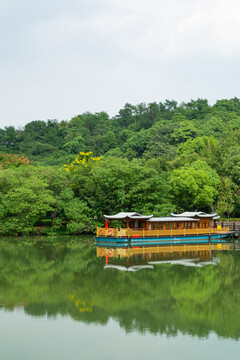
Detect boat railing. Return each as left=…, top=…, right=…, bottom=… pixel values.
left=96, top=227, right=230, bottom=237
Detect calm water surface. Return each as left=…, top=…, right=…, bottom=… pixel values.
left=0, top=236, right=240, bottom=360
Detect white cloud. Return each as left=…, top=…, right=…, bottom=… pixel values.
left=30, top=0, right=240, bottom=64
left=0, top=0, right=240, bottom=127
left=101, top=0, right=240, bottom=59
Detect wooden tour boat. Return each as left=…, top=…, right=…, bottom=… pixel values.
left=95, top=211, right=231, bottom=246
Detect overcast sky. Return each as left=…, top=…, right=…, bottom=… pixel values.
left=0, top=0, right=240, bottom=128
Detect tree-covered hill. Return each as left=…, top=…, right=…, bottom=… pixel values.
left=0, top=98, right=239, bottom=234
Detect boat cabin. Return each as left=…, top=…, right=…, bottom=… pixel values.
left=103, top=211, right=219, bottom=231
left=96, top=211, right=229, bottom=241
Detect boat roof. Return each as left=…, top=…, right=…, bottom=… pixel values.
left=104, top=211, right=218, bottom=221
left=104, top=212, right=153, bottom=220
left=149, top=217, right=199, bottom=222
left=171, top=211, right=217, bottom=218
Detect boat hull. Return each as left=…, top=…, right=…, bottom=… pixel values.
left=95, top=233, right=231, bottom=247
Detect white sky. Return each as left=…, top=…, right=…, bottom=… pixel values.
left=1, top=0, right=240, bottom=128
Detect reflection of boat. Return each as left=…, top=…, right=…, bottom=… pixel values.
left=104, top=264, right=154, bottom=272
left=95, top=211, right=231, bottom=246
left=148, top=258, right=220, bottom=267
left=97, top=243, right=230, bottom=269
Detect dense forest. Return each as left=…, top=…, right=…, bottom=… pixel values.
left=0, top=98, right=240, bottom=235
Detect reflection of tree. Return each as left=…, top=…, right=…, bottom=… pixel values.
left=0, top=239, right=240, bottom=339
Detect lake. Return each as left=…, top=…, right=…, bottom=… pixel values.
left=0, top=236, right=240, bottom=360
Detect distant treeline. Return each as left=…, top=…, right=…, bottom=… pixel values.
left=0, top=98, right=240, bottom=235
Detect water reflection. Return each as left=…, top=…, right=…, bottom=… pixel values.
left=0, top=237, right=239, bottom=340
left=97, top=243, right=228, bottom=270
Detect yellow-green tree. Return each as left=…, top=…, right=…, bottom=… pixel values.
left=64, top=151, right=102, bottom=173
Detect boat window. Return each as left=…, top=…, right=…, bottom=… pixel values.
left=177, top=223, right=179, bottom=229
left=157, top=223, right=159, bottom=229
left=166, top=223, right=168, bottom=229
left=153, top=223, right=155, bottom=230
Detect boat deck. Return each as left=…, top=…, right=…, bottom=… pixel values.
left=97, top=227, right=230, bottom=238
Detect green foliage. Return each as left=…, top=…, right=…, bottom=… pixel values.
left=177, top=136, right=214, bottom=155
left=175, top=136, right=221, bottom=169
left=0, top=126, right=19, bottom=152
left=222, top=146, right=240, bottom=185
left=0, top=97, right=239, bottom=231
left=64, top=199, right=92, bottom=234
left=169, top=161, right=220, bottom=210
left=0, top=167, right=55, bottom=234
left=212, top=98, right=240, bottom=114
left=171, top=120, right=197, bottom=144
left=62, top=136, right=86, bottom=154
left=123, top=130, right=148, bottom=157
left=217, top=177, right=239, bottom=218
left=78, top=157, right=173, bottom=217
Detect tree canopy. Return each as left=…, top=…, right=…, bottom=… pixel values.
left=0, top=98, right=240, bottom=234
